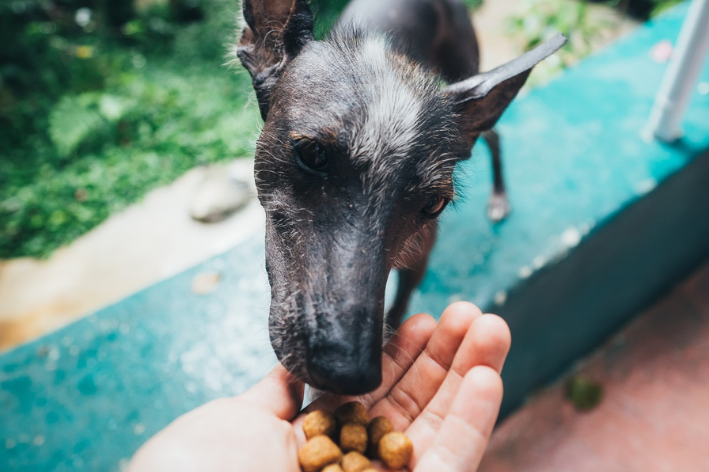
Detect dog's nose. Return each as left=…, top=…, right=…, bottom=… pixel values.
left=307, top=349, right=382, bottom=395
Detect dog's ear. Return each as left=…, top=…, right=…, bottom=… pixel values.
left=236, top=0, right=314, bottom=120
left=445, top=34, right=566, bottom=141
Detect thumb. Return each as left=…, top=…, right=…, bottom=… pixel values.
left=239, top=364, right=305, bottom=421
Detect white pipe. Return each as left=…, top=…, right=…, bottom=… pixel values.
left=645, top=0, right=709, bottom=142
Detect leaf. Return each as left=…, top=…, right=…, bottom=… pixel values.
left=98, top=95, right=129, bottom=121
left=49, top=95, right=105, bottom=157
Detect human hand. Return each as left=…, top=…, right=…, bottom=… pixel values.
left=129, top=302, right=511, bottom=472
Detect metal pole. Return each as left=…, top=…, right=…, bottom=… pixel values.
left=645, top=0, right=709, bottom=142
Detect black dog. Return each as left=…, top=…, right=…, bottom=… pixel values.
left=234, top=0, right=565, bottom=394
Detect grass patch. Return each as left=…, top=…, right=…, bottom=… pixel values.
left=1, top=62, right=260, bottom=258
left=1, top=0, right=260, bottom=259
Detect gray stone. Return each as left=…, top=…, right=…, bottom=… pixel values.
left=189, top=160, right=255, bottom=223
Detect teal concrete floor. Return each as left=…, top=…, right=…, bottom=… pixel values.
left=2, top=3, right=709, bottom=471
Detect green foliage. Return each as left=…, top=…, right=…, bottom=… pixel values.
left=506, top=0, right=606, bottom=85
left=49, top=95, right=107, bottom=156
left=1, top=61, right=261, bottom=258
left=565, top=375, right=603, bottom=411
left=506, top=0, right=679, bottom=87
left=601, top=0, right=683, bottom=18
left=0, top=0, right=261, bottom=259
left=463, top=0, right=484, bottom=10
left=509, top=0, right=594, bottom=52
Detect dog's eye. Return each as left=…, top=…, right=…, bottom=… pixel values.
left=294, top=139, right=329, bottom=175
left=422, top=196, right=449, bottom=217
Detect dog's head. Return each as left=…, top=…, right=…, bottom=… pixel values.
left=235, top=0, right=564, bottom=394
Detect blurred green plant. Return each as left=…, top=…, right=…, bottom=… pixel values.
left=49, top=94, right=109, bottom=156
left=506, top=0, right=682, bottom=86
left=0, top=0, right=260, bottom=259
left=1, top=62, right=261, bottom=258
left=506, top=0, right=607, bottom=85
left=565, top=375, right=604, bottom=411
left=600, top=0, right=683, bottom=18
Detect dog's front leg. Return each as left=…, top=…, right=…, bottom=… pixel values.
left=482, top=129, right=511, bottom=222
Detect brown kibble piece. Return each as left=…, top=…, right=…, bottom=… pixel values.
left=298, top=435, right=343, bottom=472
left=341, top=451, right=371, bottom=472
left=379, top=432, right=413, bottom=470
left=340, top=423, right=367, bottom=454
left=334, top=401, right=369, bottom=427
left=367, top=416, right=394, bottom=458
left=303, top=410, right=337, bottom=440
left=322, top=465, right=344, bottom=472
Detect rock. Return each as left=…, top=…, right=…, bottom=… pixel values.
left=189, top=160, right=254, bottom=223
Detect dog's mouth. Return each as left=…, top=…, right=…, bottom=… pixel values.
left=275, top=349, right=384, bottom=396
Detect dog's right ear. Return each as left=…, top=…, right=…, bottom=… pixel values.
left=236, top=0, right=314, bottom=120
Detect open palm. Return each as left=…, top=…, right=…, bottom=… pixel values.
left=129, top=302, right=511, bottom=472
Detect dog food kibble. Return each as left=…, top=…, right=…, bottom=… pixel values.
left=378, top=432, right=414, bottom=470
left=298, top=435, right=343, bottom=472
left=298, top=402, right=413, bottom=471
left=334, top=401, right=369, bottom=427
left=303, top=410, right=338, bottom=440
left=321, top=465, right=344, bottom=472
left=341, top=451, right=371, bottom=472
left=366, top=416, right=394, bottom=457
left=340, top=423, right=367, bottom=454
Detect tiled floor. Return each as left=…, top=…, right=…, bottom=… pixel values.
left=480, top=259, right=709, bottom=472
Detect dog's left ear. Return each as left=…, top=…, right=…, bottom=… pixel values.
left=444, top=34, right=566, bottom=141
left=236, top=0, right=314, bottom=120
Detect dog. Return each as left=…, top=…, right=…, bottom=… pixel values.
left=234, top=0, right=565, bottom=394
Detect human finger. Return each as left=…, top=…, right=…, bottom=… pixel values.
left=240, top=364, right=305, bottom=421
left=413, top=366, right=503, bottom=472
left=365, top=302, right=483, bottom=431
left=405, top=314, right=510, bottom=464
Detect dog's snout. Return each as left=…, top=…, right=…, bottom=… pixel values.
left=307, top=345, right=382, bottom=395
left=266, top=226, right=388, bottom=394
left=305, top=304, right=384, bottom=395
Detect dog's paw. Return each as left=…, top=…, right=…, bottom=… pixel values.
left=487, top=192, right=511, bottom=223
